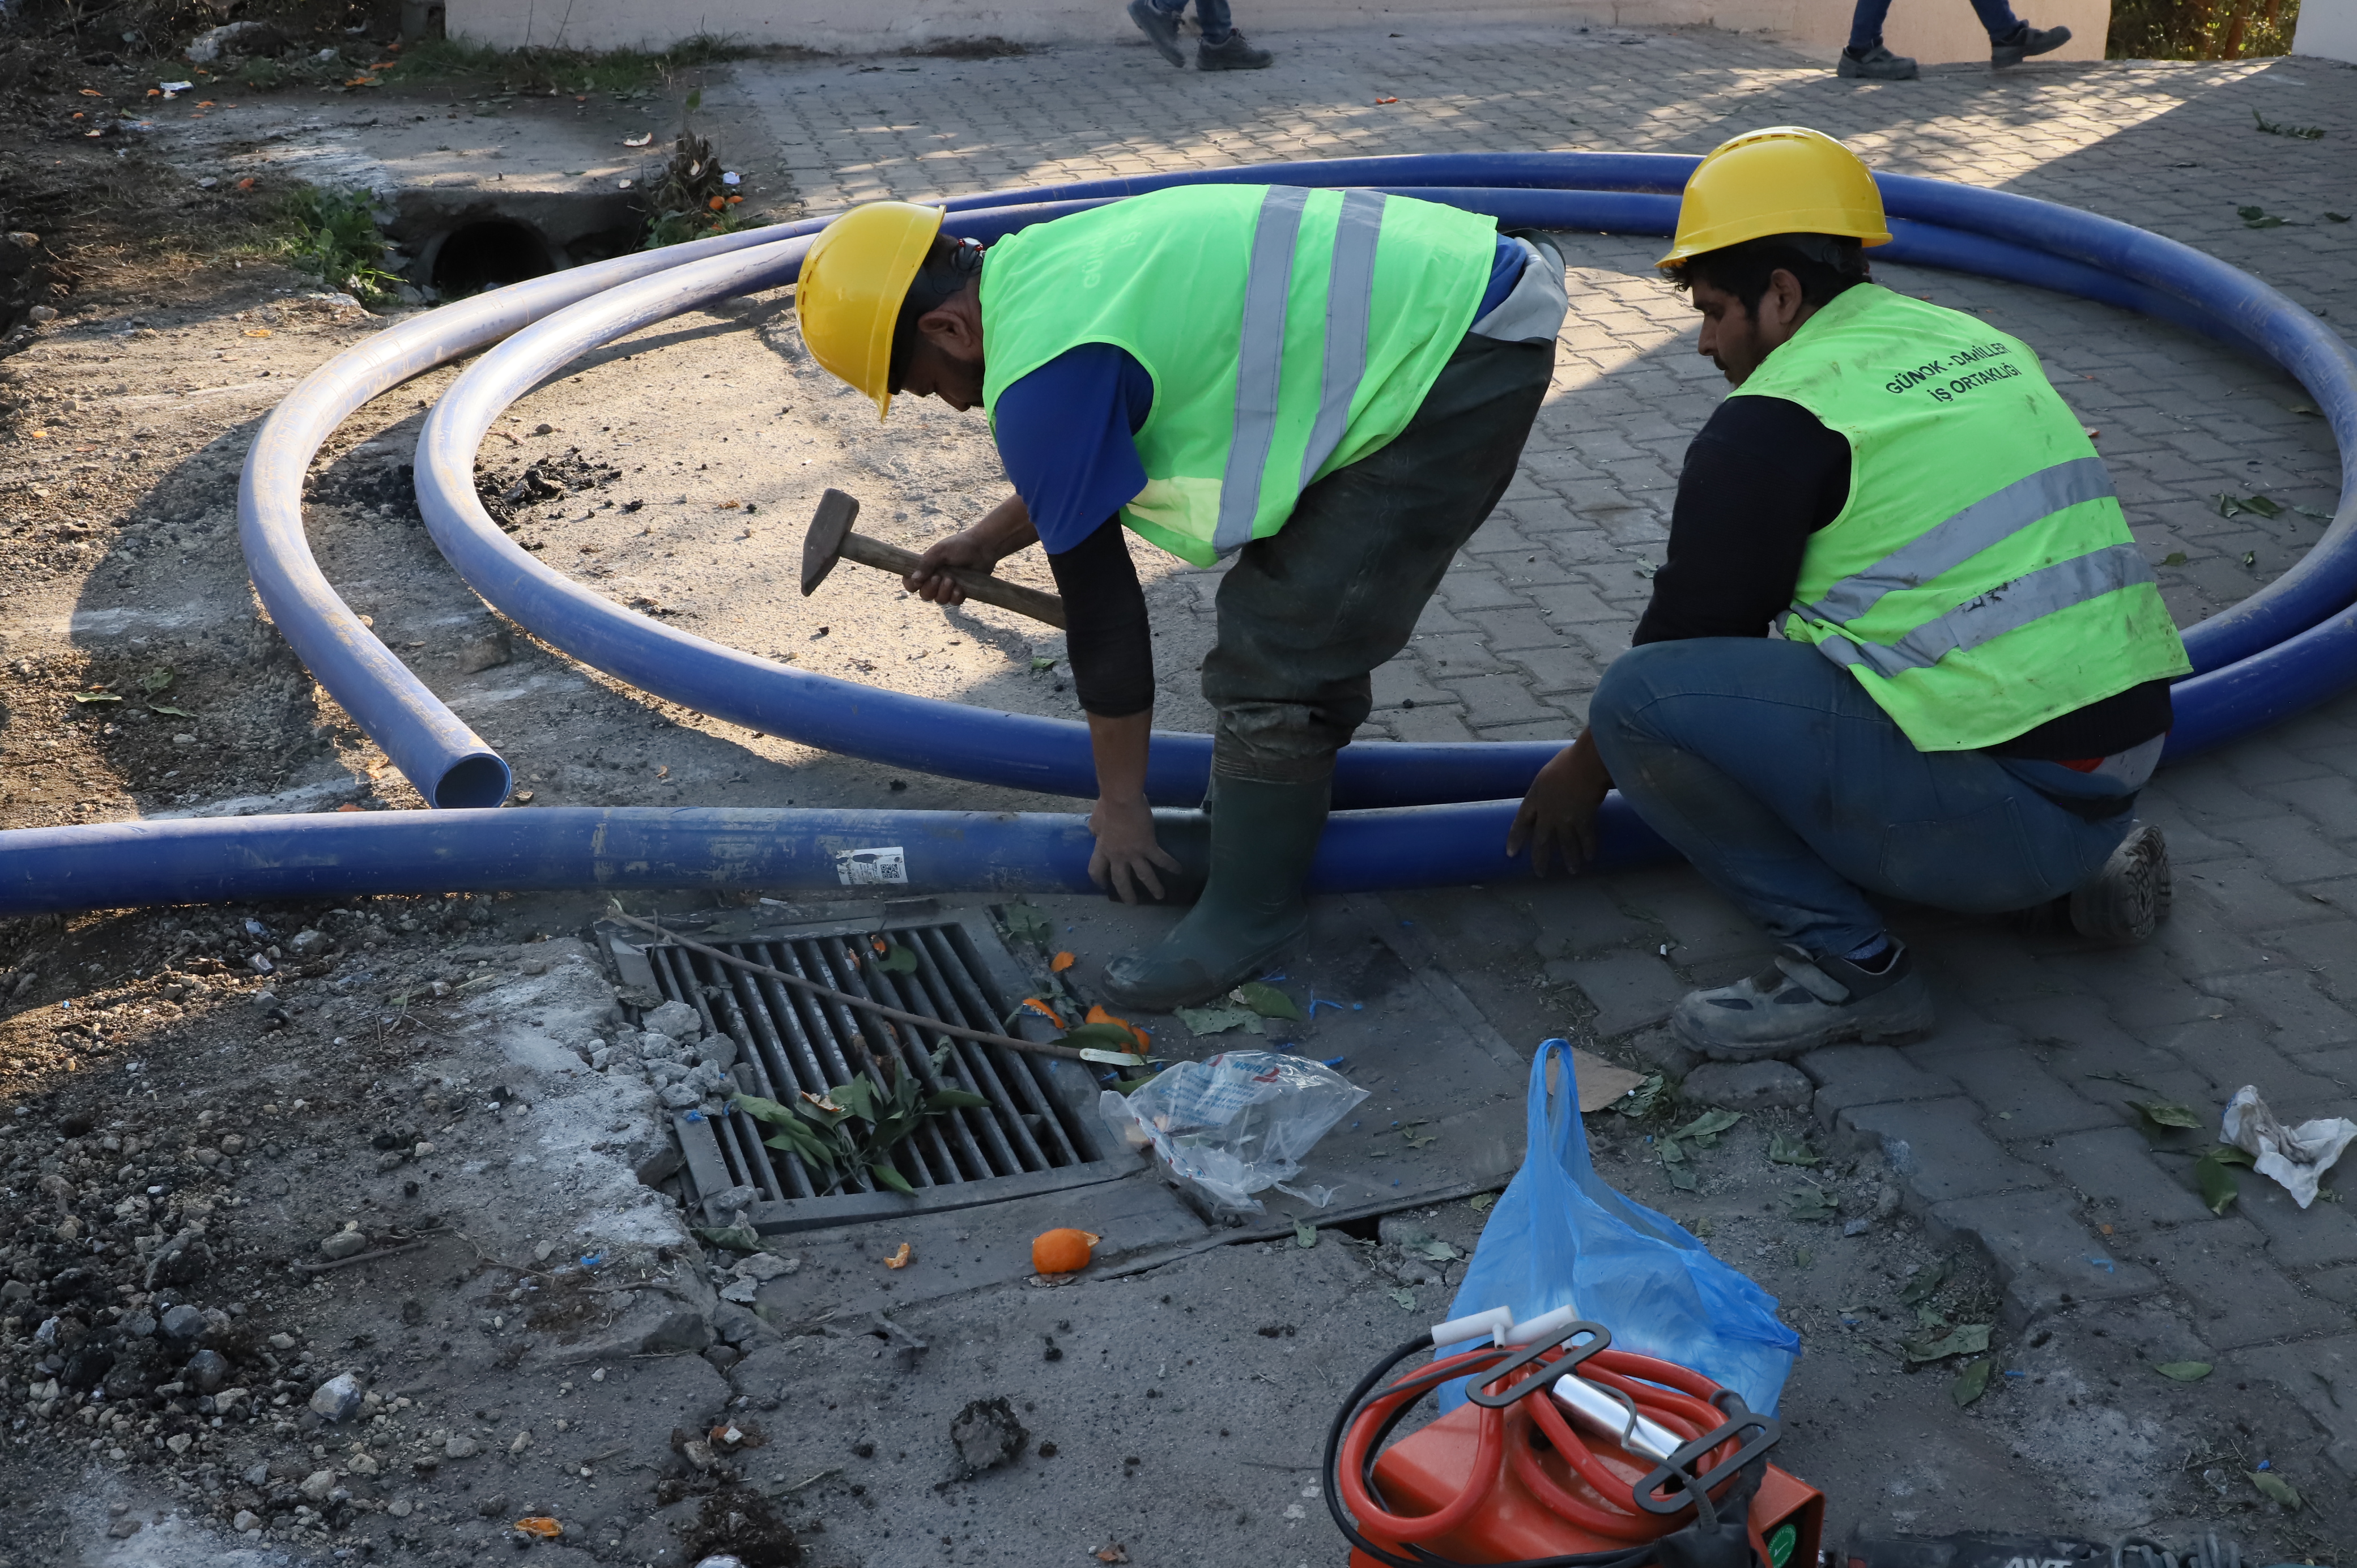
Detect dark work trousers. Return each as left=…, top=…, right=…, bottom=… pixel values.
left=1200, top=333, right=1554, bottom=785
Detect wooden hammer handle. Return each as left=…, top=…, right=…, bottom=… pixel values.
left=839, top=532, right=1067, bottom=630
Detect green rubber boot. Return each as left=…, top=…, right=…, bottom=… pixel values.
left=1100, top=775, right=1329, bottom=1011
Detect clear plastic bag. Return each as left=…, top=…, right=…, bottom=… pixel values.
left=1437, top=1039, right=1800, bottom=1416
left=1099, top=1051, right=1369, bottom=1212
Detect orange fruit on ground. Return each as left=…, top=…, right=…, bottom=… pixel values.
left=1032, top=1228, right=1100, bottom=1275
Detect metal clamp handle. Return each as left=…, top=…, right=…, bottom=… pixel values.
left=1465, top=1318, right=1610, bottom=1409
left=1631, top=1404, right=1781, bottom=1516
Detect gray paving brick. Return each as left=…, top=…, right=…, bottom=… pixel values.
left=2206, top=969, right=2357, bottom=1048
left=2176, top=857, right=2345, bottom=935
left=1382, top=705, right=1475, bottom=743
left=1555, top=949, right=1687, bottom=1039
left=1836, top=1098, right=2040, bottom=1203
left=1926, top=1190, right=2162, bottom=1329
left=2308, top=1264, right=2357, bottom=1309
left=2233, top=1175, right=2357, bottom=1269
left=1610, top=870, right=1767, bottom=968
left=1525, top=882, right=1652, bottom=961
left=1799, top=1044, right=1960, bottom=1122
left=2228, top=1335, right=2357, bottom=1477
left=2043, top=1126, right=2218, bottom=1228
left=2206, top=812, right=2357, bottom=885
left=1507, top=645, right=1605, bottom=696
left=2146, top=1015, right=2353, bottom=1107
left=2140, top=1217, right=2350, bottom=1350
left=1915, top=929, right=2090, bottom=1008
left=1445, top=674, right=1560, bottom=728
left=1413, top=631, right=1506, bottom=677
left=1927, top=1046, right=2113, bottom=1140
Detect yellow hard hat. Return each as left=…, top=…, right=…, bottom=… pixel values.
left=1657, top=126, right=1891, bottom=269
left=797, top=199, right=946, bottom=420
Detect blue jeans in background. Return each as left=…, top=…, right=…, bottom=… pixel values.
left=1587, top=637, right=2131, bottom=960
left=1847, top=0, right=2024, bottom=52
left=1148, top=0, right=1233, bottom=44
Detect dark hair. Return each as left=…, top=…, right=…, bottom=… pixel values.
left=1661, top=233, right=1870, bottom=317
left=888, top=235, right=986, bottom=390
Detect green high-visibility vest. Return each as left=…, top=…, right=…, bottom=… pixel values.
left=979, top=185, right=1497, bottom=567
left=1737, top=283, right=2191, bottom=751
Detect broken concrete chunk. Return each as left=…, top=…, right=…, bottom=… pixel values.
left=309, top=1372, right=364, bottom=1422
left=642, top=1000, right=703, bottom=1041
left=320, top=1230, right=368, bottom=1262
left=949, top=1396, right=1030, bottom=1480
left=1680, top=1059, right=1814, bottom=1112
left=444, top=1434, right=479, bottom=1459
left=300, top=1469, right=337, bottom=1501
left=734, top=1252, right=798, bottom=1282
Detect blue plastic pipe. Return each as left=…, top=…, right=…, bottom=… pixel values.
left=0, top=797, right=1672, bottom=919
left=0, top=153, right=2330, bottom=919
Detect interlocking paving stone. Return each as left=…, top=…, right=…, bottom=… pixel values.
left=1929, top=1046, right=2116, bottom=1141
left=2227, top=1335, right=2357, bottom=1477
left=1928, top=1190, right=2163, bottom=1330
left=1799, top=1044, right=1961, bottom=1122
left=1834, top=1098, right=2043, bottom=1203
left=2141, top=1217, right=2351, bottom=1351
left=2043, top=1126, right=2220, bottom=1228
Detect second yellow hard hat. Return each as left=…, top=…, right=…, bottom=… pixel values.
left=1658, top=126, right=1892, bottom=269
left=797, top=199, right=946, bottom=420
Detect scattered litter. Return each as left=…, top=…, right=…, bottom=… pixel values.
left=2194, top=1142, right=2253, bottom=1213
left=884, top=1242, right=913, bottom=1269
left=1031, top=1228, right=1098, bottom=1275
left=1098, top=1051, right=1367, bottom=1212
left=1784, top=1187, right=1839, bottom=1222
left=2155, top=1361, right=2213, bottom=1381
left=159, top=80, right=193, bottom=97
left=2216, top=492, right=2282, bottom=518
left=1468, top=1192, right=1496, bottom=1213
left=1095, top=1546, right=1130, bottom=1565
left=1388, top=1287, right=1417, bottom=1310
left=723, top=171, right=742, bottom=185
left=2237, top=204, right=2294, bottom=228
left=2129, top=1098, right=2201, bottom=1132
left=2222, top=1084, right=2357, bottom=1208
left=2162, top=551, right=2189, bottom=566
left=1609, top=1072, right=1666, bottom=1118
left=1294, top=1218, right=1318, bottom=1248
left=623, top=132, right=653, bottom=146
left=948, top=1396, right=1029, bottom=1480
left=512, top=1518, right=562, bottom=1539
left=1051, top=951, right=1076, bottom=973
left=1001, top=901, right=1052, bottom=944
left=1174, top=1003, right=1262, bottom=1037
left=2250, top=1470, right=2304, bottom=1510
left=1014, top=996, right=1066, bottom=1029
left=1899, top=1259, right=1950, bottom=1304
left=1375, top=96, right=1399, bottom=104
left=1767, top=1132, right=1818, bottom=1166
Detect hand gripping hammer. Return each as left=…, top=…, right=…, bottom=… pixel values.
left=799, top=488, right=1067, bottom=629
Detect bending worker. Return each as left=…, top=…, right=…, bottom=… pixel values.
left=1511, top=126, right=2189, bottom=1062
left=795, top=185, right=1567, bottom=1007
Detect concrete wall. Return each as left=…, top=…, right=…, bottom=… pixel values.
left=448, top=0, right=2107, bottom=65
left=2294, top=0, right=2357, bottom=62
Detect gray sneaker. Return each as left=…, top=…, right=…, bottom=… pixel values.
left=2069, top=823, right=2169, bottom=943
left=1671, top=943, right=1934, bottom=1061
left=1836, top=44, right=1919, bottom=79
left=1198, top=29, right=1274, bottom=69
left=1992, top=22, right=2070, bottom=65
left=1127, top=0, right=1187, bottom=67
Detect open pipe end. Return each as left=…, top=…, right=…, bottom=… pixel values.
left=433, top=753, right=514, bottom=810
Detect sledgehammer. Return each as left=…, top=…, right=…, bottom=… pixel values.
left=800, top=488, right=1067, bottom=629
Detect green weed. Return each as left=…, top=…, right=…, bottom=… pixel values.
left=276, top=188, right=401, bottom=303
left=378, top=33, right=761, bottom=96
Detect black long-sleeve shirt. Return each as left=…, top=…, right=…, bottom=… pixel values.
left=1046, top=518, right=1155, bottom=718
left=1635, top=395, right=2171, bottom=760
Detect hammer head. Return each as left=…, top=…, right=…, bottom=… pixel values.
left=799, top=488, right=862, bottom=597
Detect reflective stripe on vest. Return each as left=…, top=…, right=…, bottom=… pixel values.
left=1798, top=454, right=2117, bottom=627
left=1807, top=540, right=2159, bottom=679
left=1300, top=189, right=1388, bottom=490
left=1215, top=186, right=1312, bottom=555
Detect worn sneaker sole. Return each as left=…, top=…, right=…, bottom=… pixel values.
left=2069, top=823, right=2169, bottom=943
left=1836, top=55, right=1919, bottom=79
left=1993, top=23, right=2070, bottom=64
left=1672, top=977, right=1935, bottom=1062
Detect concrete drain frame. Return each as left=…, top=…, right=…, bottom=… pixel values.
left=603, top=903, right=1139, bottom=1234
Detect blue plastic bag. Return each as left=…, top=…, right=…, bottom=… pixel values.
left=1436, top=1039, right=1800, bottom=1415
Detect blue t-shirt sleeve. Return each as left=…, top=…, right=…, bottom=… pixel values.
left=1476, top=232, right=1526, bottom=319
left=992, top=344, right=1156, bottom=555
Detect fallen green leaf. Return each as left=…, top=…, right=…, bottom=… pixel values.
left=924, top=1089, right=992, bottom=1113
left=70, top=691, right=122, bottom=704
left=1294, top=1219, right=1318, bottom=1249
left=2193, top=1148, right=2240, bottom=1215
left=2243, top=551, right=2259, bottom=568
left=1402, top=1126, right=1438, bottom=1150
left=1388, top=1287, right=1416, bottom=1311
left=148, top=703, right=195, bottom=718
left=1001, top=901, right=1053, bottom=945
left=1785, top=1187, right=1839, bottom=1222
left=867, top=1161, right=916, bottom=1196
left=2162, top=551, right=2189, bottom=566
left=1414, top=1238, right=1460, bottom=1263
left=1915, top=1302, right=1950, bottom=1330
left=692, top=1224, right=761, bottom=1252
left=2211, top=1143, right=2256, bottom=1168
left=1666, top=1161, right=1699, bottom=1192
left=137, top=667, right=173, bottom=694
left=2156, top=1360, right=2214, bottom=1382
left=1901, top=1323, right=1991, bottom=1362
left=2288, top=403, right=2322, bottom=416
left=1670, top=1109, right=1742, bottom=1147
left=1173, top=1004, right=1262, bottom=1037
left=1056, top=1021, right=1147, bottom=1059
left=1612, top=1073, right=1667, bottom=1118
left=2130, top=1099, right=2201, bottom=1131
left=1029, top=655, right=1057, bottom=671
left=1952, top=1360, right=1993, bottom=1408
left=869, top=941, right=918, bottom=975
left=1899, top=1258, right=1951, bottom=1306
left=2239, top=203, right=2291, bottom=227
left=1232, top=981, right=1304, bottom=1021
left=2294, top=505, right=2332, bottom=519
left=1469, top=1192, right=1497, bottom=1214
left=1792, top=1247, right=1813, bottom=1268
left=1768, top=1132, right=1818, bottom=1166
left=2250, top=1471, right=2302, bottom=1510
left=2325, top=212, right=2352, bottom=223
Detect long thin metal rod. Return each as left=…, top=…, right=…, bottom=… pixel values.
left=606, top=907, right=1125, bottom=1066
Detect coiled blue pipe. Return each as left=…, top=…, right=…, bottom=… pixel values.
left=2, top=154, right=2344, bottom=915
left=0, top=797, right=1670, bottom=919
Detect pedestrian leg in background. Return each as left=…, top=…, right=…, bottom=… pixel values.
left=1586, top=637, right=2140, bottom=1059
left=1101, top=336, right=1554, bottom=1009
left=1836, top=0, right=1920, bottom=78
left=1126, top=0, right=1189, bottom=66
left=1977, top=0, right=2073, bottom=66
left=1193, top=0, right=1276, bottom=70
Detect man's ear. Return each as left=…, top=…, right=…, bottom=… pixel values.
left=916, top=295, right=980, bottom=361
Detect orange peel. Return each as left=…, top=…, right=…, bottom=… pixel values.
left=1032, top=1228, right=1100, bottom=1275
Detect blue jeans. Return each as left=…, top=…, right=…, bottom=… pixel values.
left=1148, top=0, right=1233, bottom=44
left=1847, top=0, right=2023, bottom=52
left=1588, top=638, right=2132, bottom=960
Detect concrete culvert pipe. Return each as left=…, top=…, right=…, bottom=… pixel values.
left=427, top=217, right=559, bottom=295
left=0, top=155, right=2345, bottom=917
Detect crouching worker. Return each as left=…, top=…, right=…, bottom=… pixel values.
left=1508, top=127, right=2190, bottom=1060
left=794, top=186, right=1567, bottom=1007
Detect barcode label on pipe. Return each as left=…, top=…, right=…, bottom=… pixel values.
left=834, top=846, right=908, bottom=887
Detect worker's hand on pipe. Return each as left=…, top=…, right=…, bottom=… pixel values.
left=1507, top=731, right=1613, bottom=876
left=1087, top=794, right=1182, bottom=904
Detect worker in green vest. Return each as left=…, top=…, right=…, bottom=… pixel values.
left=1510, top=126, right=2191, bottom=1061
left=796, top=186, right=1567, bottom=1007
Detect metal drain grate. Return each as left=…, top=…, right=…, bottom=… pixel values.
left=620, top=907, right=1135, bottom=1233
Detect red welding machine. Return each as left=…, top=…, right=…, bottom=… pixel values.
left=1325, top=1305, right=1823, bottom=1568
